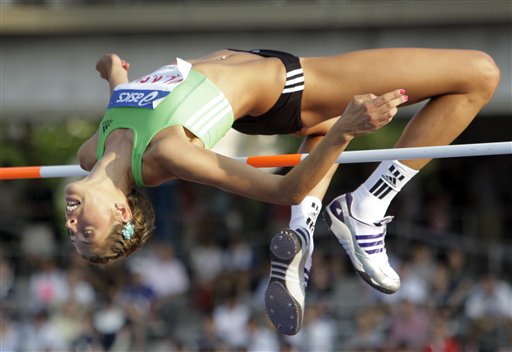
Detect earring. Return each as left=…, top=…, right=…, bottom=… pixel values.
left=122, top=222, right=135, bottom=240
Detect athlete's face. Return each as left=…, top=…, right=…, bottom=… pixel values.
left=64, top=181, right=118, bottom=256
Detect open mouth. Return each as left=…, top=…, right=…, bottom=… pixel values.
left=66, top=199, right=81, bottom=213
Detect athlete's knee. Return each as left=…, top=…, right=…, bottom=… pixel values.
left=467, top=51, right=501, bottom=102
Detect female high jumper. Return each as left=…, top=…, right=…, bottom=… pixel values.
left=64, top=48, right=500, bottom=335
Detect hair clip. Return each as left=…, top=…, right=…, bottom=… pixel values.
left=122, top=222, right=135, bottom=240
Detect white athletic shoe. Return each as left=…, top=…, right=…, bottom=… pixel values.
left=265, top=228, right=310, bottom=335
left=324, top=193, right=400, bottom=294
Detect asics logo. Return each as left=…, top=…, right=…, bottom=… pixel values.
left=108, top=89, right=169, bottom=109
left=115, top=91, right=159, bottom=107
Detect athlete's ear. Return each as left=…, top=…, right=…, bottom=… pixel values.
left=115, top=203, right=133, bottom=222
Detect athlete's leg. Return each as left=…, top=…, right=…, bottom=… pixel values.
left=289, top=132, right=338, bottom=270
left=265, top=122, right=338, bottom=335
left=301, top=48, right=500, bottom=293
left=301, top=48, right=500, bottom=145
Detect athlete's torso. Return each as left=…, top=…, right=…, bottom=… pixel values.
left=96, top=50, right=288, bottom=186
left=129, top=49, right=288, bottom=147
left=187, top=49, right=286, bottom=118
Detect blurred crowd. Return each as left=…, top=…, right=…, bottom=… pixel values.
left=1, top=231, right=512, bottom=351
left=1, top=156, right=511, bottom=352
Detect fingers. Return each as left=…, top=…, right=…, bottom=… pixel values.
left=357, top=89, right=408, bottom=120
left=339, top=88, right=410, bottom=138
left=373, top=88, right=407, bottom=104
left=376, top=90, right=408, bottom=121
left=121, top=60, right=130, bottom=71
left=354, top=89, right=407, bottom=107
left=372, top=89, right=408, bottom=109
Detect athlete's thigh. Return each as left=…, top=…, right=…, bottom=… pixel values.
left=299, top=48, right=480, bottom=127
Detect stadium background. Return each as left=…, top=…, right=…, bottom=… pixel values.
left=1, top=1, right=511, bottom=351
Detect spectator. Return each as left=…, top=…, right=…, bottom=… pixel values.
left=387, top=299, right=431, bottom=349
left=117, top=270, right=157, bottom=351
left=444, top=249, right=473, bottom=316
left=464, top=273, right=512, bottom=351
left=246, top=316, right=280, bottom=352
left=343, top=307, right=385, bottom=350
left=196, top=313, right=228, bottom=351
left=28, top=258, right=69, bottom=309
left=222, top=236, right=254, bottom=273
left=408, top=242, right=436, bottom=289
left=51, top=300, right=83, bottom=347
left=302, top=303, right=337, bottom=352
left=132, top=242, right=190, bottom=298
left=428, top=262, right=451, bottom=309
left=424, top=312, right=461, bottom=352
left=189, top=235, right=224, bottom=284
left=212, top=288, right=251, bottom=348
left=71, top=315, right=103, bottom=351
left=65, top=269, right=96, bottom=307
left=0, top=314, right=21, bottom=352
left=130, top=242, right=190, bottom=334
left=465, top=273, right=512, bottom=320
left=118, top=270, right=156, bottom=315
left=92, top=296, right=128, bottom=351
left=19, top=309, right=67, bottom=351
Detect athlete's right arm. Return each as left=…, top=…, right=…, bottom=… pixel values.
left=96, top=54, right=130, bottom=94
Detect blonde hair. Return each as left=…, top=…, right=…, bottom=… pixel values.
left=82, top=189, right=155, bottom=264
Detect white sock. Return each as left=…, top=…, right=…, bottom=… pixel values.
left=351, top=160, right=418, bottom=224
left=289, top=196, right=322, bottom=273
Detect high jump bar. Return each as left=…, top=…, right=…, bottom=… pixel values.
left=0, top=141, right=510, bottom=180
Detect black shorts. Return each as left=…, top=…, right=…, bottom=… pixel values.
left=230, top=49, right=304, bottom=135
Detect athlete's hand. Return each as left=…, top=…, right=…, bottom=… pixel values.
left=96, top=53, right=130, bottom=81
left=336, top=89, right=408, bottom=138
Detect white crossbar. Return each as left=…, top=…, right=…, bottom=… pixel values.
left=0, top=142, right=510, bottom=180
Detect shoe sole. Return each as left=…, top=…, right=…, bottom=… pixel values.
left=323, top=210, right=396, bottom=295
left=265, top=229, right=307, bottom=335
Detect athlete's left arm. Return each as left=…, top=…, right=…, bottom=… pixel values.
left=157, top=88, right=408, bottom=204
left=156, top=140, right=294, bottom=205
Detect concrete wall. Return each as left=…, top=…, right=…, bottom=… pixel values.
left=1, top=1, right=511, bottom=121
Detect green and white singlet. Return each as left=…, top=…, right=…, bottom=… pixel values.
left=97, top=59, right=234, bottom=186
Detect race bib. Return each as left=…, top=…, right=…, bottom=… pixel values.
left=108, top=58, right=192, bottom=109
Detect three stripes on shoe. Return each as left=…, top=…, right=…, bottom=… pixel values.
left=356, top=233, right=385, bottom=255
left=270, top=228, right=310, bottom=285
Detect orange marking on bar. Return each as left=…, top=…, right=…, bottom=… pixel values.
left=0, top=166, right=42, bottom=180
left=246, top=154, right=302, bottom=168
